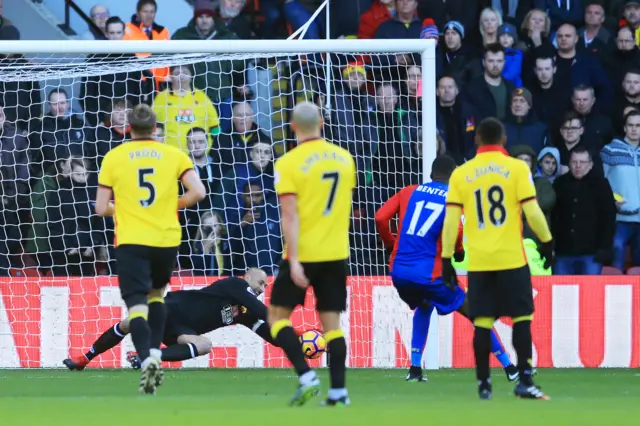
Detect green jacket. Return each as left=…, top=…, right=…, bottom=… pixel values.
left=509, top=144, right=556, bottom=241
left=172, top=19, right=244, bottom=103
left=26, top=175, right=58, bottom=254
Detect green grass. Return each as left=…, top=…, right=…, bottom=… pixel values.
left=0, top=369, right=638, bottom=425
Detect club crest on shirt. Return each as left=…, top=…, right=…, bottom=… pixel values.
left=176, top=109, right=195, bottom=123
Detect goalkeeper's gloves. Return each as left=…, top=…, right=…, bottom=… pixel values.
left=537, top=239, right=554, bottom=270
left=441, top=257, right=458, bottom=290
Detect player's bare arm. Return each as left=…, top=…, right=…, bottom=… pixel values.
left=95, top=186, right=115, bottom=217
left=279, top=194, right=309, bottom=289
left=178, top=168, right=206, bottom=209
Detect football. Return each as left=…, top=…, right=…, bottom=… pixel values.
left=299, top=330, right=326, bottom=359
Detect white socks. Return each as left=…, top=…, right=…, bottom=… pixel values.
left=299, top=370, right=318, bottom=387
left=328, top=388, right=348, bottom=400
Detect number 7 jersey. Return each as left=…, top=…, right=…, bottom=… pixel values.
left=274, top=138, right=356, bottom=262
left=98, top=139, right=194, bottom=247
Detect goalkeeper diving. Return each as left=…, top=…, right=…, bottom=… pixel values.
left=64, top=268, right=276, bottom=370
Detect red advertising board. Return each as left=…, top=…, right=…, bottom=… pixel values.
left=0, top=276, right=638, bottom=368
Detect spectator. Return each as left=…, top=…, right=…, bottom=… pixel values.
left=552, top=148, right=616, bottom=275
left=332, top=62, right=378, bottom=178
left=218, top=0, right=253, bottom=39
left=601, top=109, right=640, bottom=271
left=372, top=83, right=420, bottom=192
left=571, top=85, right=614, bottom=150
left=82, top=4, right=109, bottom=40
left=0, top=104, right=30, bottom=250
left=498, top=23, right=524, bottom=87
left=534, top=0, right=583, bottom=31
left=215, top=102, right=272, bottom=175
left=82, top=16, right=154, bottom=127
left=578, top=2, right=610, bottom=54
left=123, top=0, right=170, bottom=85
left=152, top=122, right=165, bottom=142
left=441, top=21, right=483, bottom=85
left=554, top=23, right=613, bottom=112
left=613, top=69, right=640, bottom=133
left=622, top=0, right=640, bottom=45
left=0, top=54, right=42, bottom=133
left=172, top=0, right=249, bottom=124
left=214, top=140, right=276, bottom=227
left=435, top=75, right=477, bottom=164
left=404, top=64, right=422, bottom=110
left=375, top=0, right=421, bottom=39
left=536, top=146, right=563, bottom=182
left=29, top=89, right=91, bottom=176
left=284, top=0, right=325, bottom=39
left=478, top=7, right=503, bottom=48
left=520, top=8, right=554, bottom=85
left=554, top=110, right=603, bottom=176
left=466, top=44, right=516, bottom=121
left=528, top=55, right=572, bottom=128
left=186, top=211, right=232, bottom=276
left=420, top=19, right=444, bottom=77
left=94, top=98, right=131, bottom=162
left=27, top=149, right=78, bottom=272
left=504, top=88, right=548, bottom=153
left=490, top=0, right=532, bottom=27
left=228, top=181, right=282, bottom=275
left=604, top=26, right=640, bottom=99
left=46, top=157, right=103, bottom=276
left=358, top=0, right=394, bottom=39
left=153, top=65, right=220, bottom=153
left=510, top=144, right=556, bottom=241
left=417, top=0, right=484, bottom=38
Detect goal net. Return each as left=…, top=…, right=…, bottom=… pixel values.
left=0, top=39, right=444, bottom=369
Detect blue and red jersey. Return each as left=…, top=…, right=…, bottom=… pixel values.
left=390, top=181, right=462, bottom=285
left=374, top=184, right=418, bottom=271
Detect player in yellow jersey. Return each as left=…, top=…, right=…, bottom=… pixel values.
left=95, top=104, right=206, bottom=394
left=441, top=118, right=553, bottom=401
left=268, top=102, right=356, bottom=407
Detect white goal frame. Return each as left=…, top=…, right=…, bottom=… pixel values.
left=0, top=38, right=441, bottom=369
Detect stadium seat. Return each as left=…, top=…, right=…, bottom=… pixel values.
left=601, top=266, right=624, bottom=275
left=626, top=267, right=640, bottom=275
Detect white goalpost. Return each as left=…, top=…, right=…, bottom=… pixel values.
left=0, top=39, right=441, bottom=369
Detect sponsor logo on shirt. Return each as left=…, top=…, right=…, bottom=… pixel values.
left=176, top=109, right=195, bottom=123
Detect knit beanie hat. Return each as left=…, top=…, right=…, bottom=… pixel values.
left=512, top=88, right=533, bottom=107
left=443, top=20, right=464, bottom=39
left=420, top=18, right=439, bottom=41
left=194, top=0, right=216, bottom=19
left=343, top=61, right=367, bottom=79
left=498, top=23, right=518, bottom=43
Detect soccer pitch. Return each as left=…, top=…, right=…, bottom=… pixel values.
left=0, top=369, right=638, bottom=425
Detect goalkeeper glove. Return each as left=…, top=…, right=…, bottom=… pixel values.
left=537, top=240, right=554, bottom=270
left=441, top=257, right=458, bottom=290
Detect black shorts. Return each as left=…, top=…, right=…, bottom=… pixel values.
left=467, top=265, right=534, bottom=320
left=115, top=244, right=178, bottom=308
left=270, top=259, right=348, bottom=312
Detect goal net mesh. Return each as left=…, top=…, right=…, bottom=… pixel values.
left=0, top=50, right=435, bottom=369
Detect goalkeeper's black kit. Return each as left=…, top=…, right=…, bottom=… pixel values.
left=162, top=277, right=274, bottom=345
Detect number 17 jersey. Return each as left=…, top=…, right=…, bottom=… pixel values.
left=98, top=139, right=194, bottom=248
left=274, top=139, right=356, bottom=263
left=393, top=181, right=449, bottom=285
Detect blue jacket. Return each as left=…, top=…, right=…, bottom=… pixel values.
left=535, top=0, right=583, bottom=31
left=503, top=47, right=523, bottom=88
left=601, top=139, right=640, bottom=222
left=566, top=52, right=613, bottom=113
left=504, top=112, right=549, bottom=155
left=228, top=202, right=282, bottom=275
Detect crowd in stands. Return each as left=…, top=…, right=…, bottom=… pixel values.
left=0, top=0, right=639, bottom=276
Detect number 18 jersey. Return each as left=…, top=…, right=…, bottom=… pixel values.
left=98, top=139, right=194, bottom=247
left=393, top=181, right=449, bottom=285
left=446, top=145, right=536, bottom=271
left=274, top=139, right=356, bottom=263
